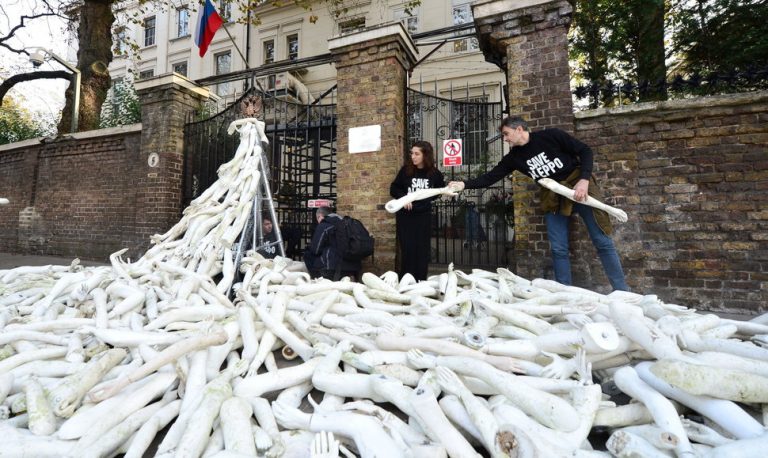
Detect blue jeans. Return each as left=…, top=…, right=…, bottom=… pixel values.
left=545, top=204, right=629, bottom=291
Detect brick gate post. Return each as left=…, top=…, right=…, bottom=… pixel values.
left=473, top=0, right=580, bottom=283
left=329, top=23, right=418, bottom=275
left=134, top=74, right=210, bottom=256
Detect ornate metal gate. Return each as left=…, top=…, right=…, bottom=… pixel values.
left=407, top=86, right=509, bottom=268
left=183, top=86, right=336, bottom=260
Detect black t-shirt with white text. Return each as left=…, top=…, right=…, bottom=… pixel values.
left=463, top=128, right=594, bottom=189
left=256, top=230, right=278, bottom=259
left=389, top=167, right=446, bottom=214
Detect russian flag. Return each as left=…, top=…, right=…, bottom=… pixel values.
left=195, top=0, right=223, bottom=57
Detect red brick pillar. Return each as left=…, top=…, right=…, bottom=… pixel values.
left=135, top=74, right=210, bottom=256
left=473, top=0, right=581, bottom=283
left=329, top=23, right=418, bottom=274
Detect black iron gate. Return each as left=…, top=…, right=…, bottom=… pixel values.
left=183, top=86, right=336, bottom=260
left=406, top=86, right=509, bottom=268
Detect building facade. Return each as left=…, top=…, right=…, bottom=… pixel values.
left=109, top=0, right=505, bottom=107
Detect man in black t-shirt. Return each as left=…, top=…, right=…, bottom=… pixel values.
left=449, top=116, right=628, bottom=291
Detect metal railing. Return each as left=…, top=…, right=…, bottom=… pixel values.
left=183, top=84, right=337, bottom=261
left=573, top=66, right=768, bottom=108
left=406, top=83, right=510, bottom=269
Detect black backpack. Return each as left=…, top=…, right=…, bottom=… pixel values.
left=334, top=216, right=375, bottom=262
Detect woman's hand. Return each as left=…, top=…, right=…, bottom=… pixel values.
left=447, top=181, right=465, bottom=191
left=573, top=179, right=589, bottom=202
left=404, top=202, right=413, bottom=211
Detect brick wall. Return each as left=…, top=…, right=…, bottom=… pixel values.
left=134, top=76, right=207, bottom=252
left=475, top=0, right=576, bottom=285
left=576, top=92, right=768, bottom=312
left=500, top=0, right=575, bottom=132
left=0, top=126, right=143, bottom=259
left=0, top=75, right=208, bottom=262
left=330, top=25, right=417, bottom=274
left=474, top=0, right=765, bottom=311
left=0, top=145, right=33, bottom=253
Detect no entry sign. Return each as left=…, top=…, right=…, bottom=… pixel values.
left=443, top=139, right=463, bottom=166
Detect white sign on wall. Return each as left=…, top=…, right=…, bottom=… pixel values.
left=348, top=125, right=381, bottom=154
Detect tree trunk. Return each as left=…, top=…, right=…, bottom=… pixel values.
left=58, top=0, right=114, bottom=134
left=634, top=0, right=666, bottom=101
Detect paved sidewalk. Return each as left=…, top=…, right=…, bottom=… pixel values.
left=0, top=252, right=107, bottom=270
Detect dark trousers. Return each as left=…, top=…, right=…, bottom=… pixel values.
left=545, top=204, right=629, bottom=291
left=396, top=210, right=432, bottom=281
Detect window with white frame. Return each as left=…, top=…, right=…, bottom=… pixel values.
left=286, top=34, right=299, bottom=61
left=218, top=0, right=231, bottom=22
left=263, top=39, right=275, bottom=64
left=177, top=7, right=190, bottom=37
left=449, top=95, right=489, bottom=164
left=452, top=3, right=478, bottom=53
left=172, top=61, right=188, bottom=76
left=215, top=51, right=232, bottom=96
left=393, top=9, right=419, bottom=34
left=139, top=69, right=154, bottom=79
left=339, top=17, right=365, bottom=35
left=143, top=16, right=156, bottom=47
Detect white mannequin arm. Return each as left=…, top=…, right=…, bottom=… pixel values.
left=537, top=178, right=628, bottom=222
left=384, top=186, right=458, bottom=213
left=227, top=118, right=269, bottom=144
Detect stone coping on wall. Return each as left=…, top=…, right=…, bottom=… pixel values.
left=328, top=21, right=418, bottom=67
left=472, top=0, right=556, bottom=18
left=135, top=72, right=211, bottom=99
left=576, top=90, right=768, bottom=120
left=0, top=123, right=142, bottom=153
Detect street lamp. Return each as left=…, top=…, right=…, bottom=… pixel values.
left=28, top=47, right=81, bottom=133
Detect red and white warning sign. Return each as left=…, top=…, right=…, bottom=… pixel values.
left=442, top=139, right=463, bottom=166
left=307, top=199, right=333, bottom=208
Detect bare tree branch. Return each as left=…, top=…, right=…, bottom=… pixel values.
left=0, top=12, right=63, bottom=54
left=0, top=70, right=71, bottom=105
left=0, top=0, right=70, bottom=54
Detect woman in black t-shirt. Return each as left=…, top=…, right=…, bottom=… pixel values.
left=389, top=141, right=445, bottom=281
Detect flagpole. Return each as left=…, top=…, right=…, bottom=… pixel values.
left=222, top=23, right=248, bottom=69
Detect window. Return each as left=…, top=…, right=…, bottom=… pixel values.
left=452, top=4, right=478, bottom=53
left=143, top=16, right=156, bottom=47
left=138, top=69, right=154, bottom=79
left=286, top=34, right=299, bottom=61
left=394, top=9, right=419, bottom=34
left=215, top=51, right=232, bottom=96
left=113, top=26, right=128, bottom=55
left=172, top=61, right=188, bottom=76
left=339, top=17, right=365, bottom=35
left=263, top=39, right=274, bottom=64
left=177, top=7, right=190, bottom=37
left=450, top=96, right=489, bottom=164
left=216, top=52, right=231, bottom=74
left=218, top=0, right=231, bottom=22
